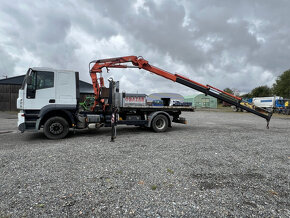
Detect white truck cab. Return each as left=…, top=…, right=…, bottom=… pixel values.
left=17, top=68, right=79, bottom=136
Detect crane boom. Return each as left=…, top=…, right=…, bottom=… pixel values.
left=89, top=56, right=272, bottom=127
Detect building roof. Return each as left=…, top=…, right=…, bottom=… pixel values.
left=184, top=94, right=201, bottom=99
left=0, top=75, right=25, bottom=85
left=184, top=93, right=216, bottom=99
left=0, top=75, right=93, bottom=94
left=147, top=93, right=184, bottom=102
left=79, top=80, right=94, bottom=94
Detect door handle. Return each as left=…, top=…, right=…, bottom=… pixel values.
left=49, top=99, right=55, bottom=103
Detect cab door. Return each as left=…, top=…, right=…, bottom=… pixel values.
left=24, top=70, right=55, bottom=110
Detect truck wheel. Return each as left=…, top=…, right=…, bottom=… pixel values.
left=151, top=114, right=168, bottom=132
left=43, top=116, right=69, bottom=139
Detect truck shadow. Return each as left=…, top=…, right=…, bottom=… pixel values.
left=68, top=126, right=153, bottom=138
left=23, top=124, right=193, bottom=141
left=70, top=124, right=196, bottom=138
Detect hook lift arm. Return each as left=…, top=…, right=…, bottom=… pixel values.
left=89, top=55, right=272, bottom=128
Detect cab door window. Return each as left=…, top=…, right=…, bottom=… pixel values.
left=36, top=71, right=54, bottom=89
left=26, top=71, right=54, bottom=99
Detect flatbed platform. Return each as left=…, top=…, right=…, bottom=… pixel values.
left=120, top=106, right=195, bottom=112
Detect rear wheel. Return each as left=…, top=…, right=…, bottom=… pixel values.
left=151, top=114, right=168, bottom=132
left=43, top=116, right=69, bottom=139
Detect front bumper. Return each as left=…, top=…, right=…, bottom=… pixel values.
left=18, top=112, right=25, bottom=132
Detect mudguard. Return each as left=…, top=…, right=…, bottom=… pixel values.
left=36, top=104, right=77, bottom=130
left=146, top=111, right=172, bottom=128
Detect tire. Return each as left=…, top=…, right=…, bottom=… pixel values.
left=43, top=116, right=69, bottom=139
left=151, top=114, right=168, bottom=132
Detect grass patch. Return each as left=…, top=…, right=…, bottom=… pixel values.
left=167, top=168, right=174, bottom=174
left=151, top=185, right=158, bottom=190
left=116, top=170, right=123, bottom=174
left=35, top=203, right=45, bottom=208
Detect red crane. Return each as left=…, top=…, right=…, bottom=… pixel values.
left=89, top=55, right=272, bottom=126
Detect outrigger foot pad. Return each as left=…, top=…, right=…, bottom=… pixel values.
left=266, top=112, right=273, bottom=129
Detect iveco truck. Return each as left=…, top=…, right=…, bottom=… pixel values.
left=17, top=56, right=273, bottom=139
left=17, top=67, right=192, bottom=139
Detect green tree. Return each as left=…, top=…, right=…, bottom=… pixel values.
left=218, top=88, right=234, bottom=105
left=241, top=93, right=252, bottom=99
left=251, top=85, right=272, bottom=97
left=273, top=70, right=290, bottom=98
left=223, top=88, right=233, bottom=94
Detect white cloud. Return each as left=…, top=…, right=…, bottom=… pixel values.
left=0, top=0, right=289, bottom=95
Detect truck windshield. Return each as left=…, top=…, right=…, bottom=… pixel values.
left=20, top=68, right=32, bottom=90
left=277, top=100, right=284, bottom=105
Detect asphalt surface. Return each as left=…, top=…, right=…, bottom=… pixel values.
left=0, top=110, right=289, bottom=217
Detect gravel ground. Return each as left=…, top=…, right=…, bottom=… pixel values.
left=0, top=110, right=289, bottom=217
left=0, top=112, right=17, bottom=133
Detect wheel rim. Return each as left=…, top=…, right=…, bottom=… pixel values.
left=155, top=118, right=166, bottom=130
left=49, top=122, right=64, bottom=135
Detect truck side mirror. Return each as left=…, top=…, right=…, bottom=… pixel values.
left=27, top=75, right=32, bottom=85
